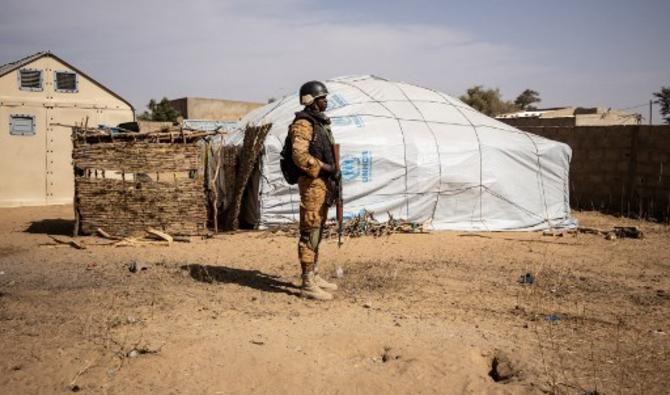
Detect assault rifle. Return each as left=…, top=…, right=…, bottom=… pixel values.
left=333, top=144, right=344, bottom=248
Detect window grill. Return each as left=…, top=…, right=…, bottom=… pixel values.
left=9, top=114, right=36, bottom=136
left=55, top=71, right=78, bottom=92
left=18, top=68, right=43, bottom=91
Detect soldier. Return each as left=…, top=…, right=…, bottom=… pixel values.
left=289, top=80, right=340, bottom=301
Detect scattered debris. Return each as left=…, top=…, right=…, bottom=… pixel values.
left=96, top=227, right=120, bottom=240
left=380, top=346, right=401, bottom=363
left=574, top=226, right=644, bottom=240
left=542, top=230, right=565, bottom=237
left=329, top=211, right=428, bottom=239
left=272, top=210, right=429, bottom=240
left=488, top=351, right=517, bottom=383
left=68, top=360, right=93, bottom=392
left=518, top=272, right=534, bottom=285
left=47, top=235, right=87, bottom=250
left=544, top=314, right=561, bottom=323
left=109, top=315, right=141, bottom=328
left=613, top=226, right=644, bottom=239
left=126, top=344, right=162, bottom=358
left=113, top=237, right=170, bottom=248
left=146, top=228, right=173, bottom=245
left=459, top=233, right=493, bottom=239
left=128, top=261, right=149, bottom=273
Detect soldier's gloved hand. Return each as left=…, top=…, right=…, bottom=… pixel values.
left=320, top=163, right=340, bottom=180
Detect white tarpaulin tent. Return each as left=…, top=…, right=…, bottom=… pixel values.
left=231, top=75, right=574, bottom=231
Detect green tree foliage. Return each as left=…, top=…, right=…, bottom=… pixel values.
left=653, top=86, right=670, bottom=125
left=514, top=89, right=541, bottom=110
left=138, top=97, right=181, bottom=122
left=459, top=86, right=518, bottom=116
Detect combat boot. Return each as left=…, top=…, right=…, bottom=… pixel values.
left=314, top=274, right=338, bottom=291
left=314, top=269, right=338, bottom=291
left=314, top=255, right=338, bottom=291
left=301, top=271, right=333, bottom=301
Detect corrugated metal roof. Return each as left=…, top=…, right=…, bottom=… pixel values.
left=0, top=51, right=49, bottom=78
left=0, top=51, right=134, bottom=112
left=183, top=119, right=238, bottom=132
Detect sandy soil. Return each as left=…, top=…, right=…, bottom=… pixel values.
left=0, top=205, right=669, bottom=394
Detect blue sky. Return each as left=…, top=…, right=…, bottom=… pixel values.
left=1, top=0, right=668, bottom=121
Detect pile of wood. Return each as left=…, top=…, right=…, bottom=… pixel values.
left=543, top=225, right=644, bottom=240
left=323, top=211, right=429, bottom=239
left=44, top=228, right=192, bottom=250
left=72, top=124, right=213, bottom=144
left=72, top=126, right=213, bottom=237
left=269, top=210, right=428, bottom=239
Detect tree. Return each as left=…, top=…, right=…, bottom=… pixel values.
left=653, top=86, right=670, bottom=125
left=138, top=97, right=181, bottom=122
left=459, top=86, right=517, bottom=116
left=514, top=89, right=541, bottom=111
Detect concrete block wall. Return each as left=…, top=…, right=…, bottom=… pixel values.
left=518, top=125, right=670, bottom=221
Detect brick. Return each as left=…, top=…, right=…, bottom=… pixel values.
left=589, top=149, right=605, bottom=160
left=651, top=152, right=668, bottom=163
left=588, top=174, right=604, bottom=183
left=604, top=150, right=622, bottom=160
left=637, top=163, right=659, bottom=175
left=636, top=151, right=650, bottom=162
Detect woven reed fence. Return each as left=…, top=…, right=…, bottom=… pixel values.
left=72, top=127, right=211, bottom=237
left=223, top=124, right=272, bottom=230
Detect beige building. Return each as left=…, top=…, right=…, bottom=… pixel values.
left=169, top=97, right=263, bottom=121
left=497, top=106, right=641, bottom=128
left=0, top=52, right=134, bottom=207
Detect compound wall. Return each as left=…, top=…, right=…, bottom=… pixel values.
left=511, top=124, right=670, bottom=221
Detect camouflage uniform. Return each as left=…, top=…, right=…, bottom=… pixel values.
left=289, top=117, right=335, bottom=275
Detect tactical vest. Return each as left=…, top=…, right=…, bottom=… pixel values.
left=294, top=110, right=335, bottom=169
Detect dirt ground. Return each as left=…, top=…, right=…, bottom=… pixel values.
left=0, top=205, right=668, bottom=394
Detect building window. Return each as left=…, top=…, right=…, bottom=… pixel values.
left=9, top=114, right=36, bottom=136
left=18, top=68, right=43, bottom=91
left=55, top=71, right=78, bottom=93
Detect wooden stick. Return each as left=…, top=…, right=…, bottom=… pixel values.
left=96, top=228, right=121, bottom=240
left=48, top=235, right=87, bottom=250
left=146, top=228, right=173, bottom=245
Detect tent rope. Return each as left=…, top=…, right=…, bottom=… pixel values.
left=336, top=78, right=412, bottom=219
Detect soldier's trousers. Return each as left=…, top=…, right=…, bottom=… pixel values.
left=297, top=176, right=328, bottom=272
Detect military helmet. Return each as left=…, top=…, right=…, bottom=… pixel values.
left=299, top=80, right=328, bottom=106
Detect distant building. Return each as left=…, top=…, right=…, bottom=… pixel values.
left=0, top=51, right=134, bottom=207
left=496, top=106, right=641, bottom=128
left=169, top=97, right=263, bottom=121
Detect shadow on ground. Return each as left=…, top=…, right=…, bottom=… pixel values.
left=181, top=264, right=299, bottom=296
left=24, top=219, right=74, bottom=236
